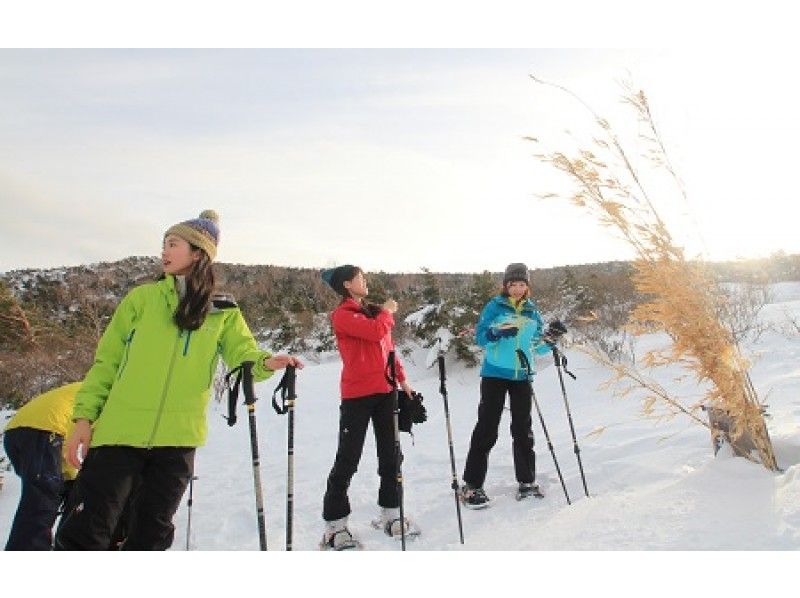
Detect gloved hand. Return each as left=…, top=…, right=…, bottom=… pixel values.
left=409, top=392, right=427, bottom=424
left=487, top=326, right=519, bottom=341
left=398, top=391, right=427, bottom=433
left=542, top=320, right=567, bottom=345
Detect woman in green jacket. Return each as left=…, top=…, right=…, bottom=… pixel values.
left=56, top=210, right=303, bottom=551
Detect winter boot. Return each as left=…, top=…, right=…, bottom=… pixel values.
left=460, top=484, right=491, bottom=509
left=320, top=517, right=360, bottom=551
left=516, top=482, right=544, bottom=501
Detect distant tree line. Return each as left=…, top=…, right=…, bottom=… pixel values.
left=1, top=252, right=797, bottom=408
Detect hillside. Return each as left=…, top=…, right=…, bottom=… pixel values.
left=1, top=253, right=798, bottom=406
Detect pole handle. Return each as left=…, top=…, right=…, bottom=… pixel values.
left=272, top=365, right=297, bottom=415
left=223, top=361, right=257, bottom=426
left=242, top=361, right=257, bottom=405
left=552, top=346, right=577, bottom=380
left=437, top=354, right=447, bottom=395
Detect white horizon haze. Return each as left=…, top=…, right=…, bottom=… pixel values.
left=2, top=48, right=799, bottom=275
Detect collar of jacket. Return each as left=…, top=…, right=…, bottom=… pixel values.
left=157, top=275, right=233, bottom=315
left=158, top=274, right=181, bottom=312
left=174, top=274, right=187, bottom=299
left=495, top=294, right=535, bottom=313
left=338, top=297, right=362, bottom=312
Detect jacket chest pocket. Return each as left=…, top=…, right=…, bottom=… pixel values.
left=117, top=329, right=137, bottom=380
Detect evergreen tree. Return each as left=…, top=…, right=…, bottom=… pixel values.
left=448, top=270, right=498, bottom=367
left=556, top=266, right=595, bottom=322
left=366, top=271, right=391, bottom=303
left=421, top=267, right=441, bottom=304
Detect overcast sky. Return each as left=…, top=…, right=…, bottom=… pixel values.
left=2, top=47, right=798, bottom=274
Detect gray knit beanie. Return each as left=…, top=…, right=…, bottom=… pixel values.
left=503, top=263, right=529, bottom=285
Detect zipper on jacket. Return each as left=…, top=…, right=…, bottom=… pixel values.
left=183, top=330, right=192, bottom=356
left=146, top=330, right=182, bottom=448
left=117, top=329, right=137, bottom=380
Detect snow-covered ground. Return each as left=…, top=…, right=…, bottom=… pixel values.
left=2, top=284, right=799, bottom=593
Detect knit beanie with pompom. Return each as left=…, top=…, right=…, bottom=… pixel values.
left=164, top=209, right=220, bottom=260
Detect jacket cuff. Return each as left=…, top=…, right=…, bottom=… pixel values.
left=71, top=408, right=98, bottom=424
left=252, top=351, right=275, bottom=382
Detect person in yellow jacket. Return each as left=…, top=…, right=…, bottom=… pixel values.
left=55, top=210, right=303, bottom=551
left=4, top=382, right=80, bottom=550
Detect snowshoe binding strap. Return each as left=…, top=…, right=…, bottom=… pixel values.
left=384, top=517, right=408, bottom=537
left=323, top=529, right=358, bottom=551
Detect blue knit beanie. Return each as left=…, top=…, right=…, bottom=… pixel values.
left=321, top=265, right=359, bottom=296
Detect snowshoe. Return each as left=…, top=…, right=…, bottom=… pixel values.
left=370, top=515, right=421, bottom=540
left=460, top=485, right=491, bottom=509
left=515, top=482, right=544, bottom=501
left=319, top=528, right=362, bottom=551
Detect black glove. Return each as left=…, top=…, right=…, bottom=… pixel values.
left=542, top=320, right=567, bottom=345
left=409, top=391, right=427, bottom=424
left=487, top=326, right=519, bottom=341
left=398, top=391, right=427, bottom=433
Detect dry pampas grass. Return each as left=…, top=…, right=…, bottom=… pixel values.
left=529, top=77, right=777, bottom=470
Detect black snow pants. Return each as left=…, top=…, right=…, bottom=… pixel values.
left=463, top=376, right=536, bottom=489
left=3, top=427, right=64, bottom=550
left=323, top=392, right=401, bottom=521
left=55, top=445, right=194, bottom=551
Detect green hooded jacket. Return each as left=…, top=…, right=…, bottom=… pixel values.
left=73, top=275, right=273, bottom=448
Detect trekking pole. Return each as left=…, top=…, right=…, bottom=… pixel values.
left=516, top=349, right=571, bottom=505
left=436, top=338, right=465, bottom=545
left=272, top=366, right=297, bottom=551
left=224, top=361, right=268, bottom=550
left=185, top=475, right=198, bottom=550
left=387, top=351, right=406, bottom=551
left=550, top=344, right=590, bottom=497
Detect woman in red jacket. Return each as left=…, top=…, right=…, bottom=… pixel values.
left=319, top=265, right=415, bottom=550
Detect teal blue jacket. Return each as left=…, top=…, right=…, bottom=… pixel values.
left=476, top=295, right=550, bottom=381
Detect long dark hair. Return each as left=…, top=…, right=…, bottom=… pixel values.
left=360, top=302, right=383, bottom=319
left=159, top=245, right=216, bottom=331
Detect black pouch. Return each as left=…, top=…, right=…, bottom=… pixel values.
left=397, top=391, right=427, bottom=433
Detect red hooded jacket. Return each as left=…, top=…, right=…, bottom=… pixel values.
left=331, top=298, right=407, bottom=399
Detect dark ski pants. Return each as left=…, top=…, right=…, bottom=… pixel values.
left=55, top=476, right=140, bottom=550
left=4, top=427, right=65, bottom=550
left=323, top=393, right=401, bottom=521
left=463, top=377, right=536, bottom=489
left=55, top=445, right=194, bottom=551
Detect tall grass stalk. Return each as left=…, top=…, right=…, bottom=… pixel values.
left=530, top=76, right=777, bottom=470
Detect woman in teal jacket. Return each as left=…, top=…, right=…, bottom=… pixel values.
left=56, top=210, right=303, bottom=550
left=461, top=263, right=563, bottom=508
